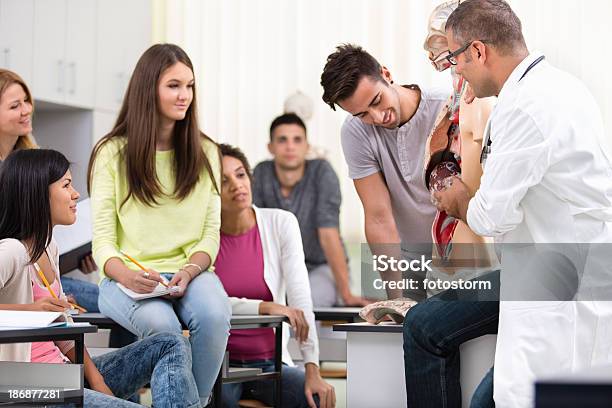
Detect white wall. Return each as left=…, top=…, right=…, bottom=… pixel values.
left=162, top=0, right=612, bottom=242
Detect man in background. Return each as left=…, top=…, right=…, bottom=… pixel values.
left=253, top=113, right=370, bottom=307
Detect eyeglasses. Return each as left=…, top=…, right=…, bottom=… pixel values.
left=431, top=50, right=451, bottom=72
left=431, top=42, right=473, bottom=72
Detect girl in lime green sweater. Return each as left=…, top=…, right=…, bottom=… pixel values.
left=88, top=44, right=231, bottom=406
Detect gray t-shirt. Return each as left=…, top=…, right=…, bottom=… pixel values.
left=341, top=86, right=449, bottom=246
left=253, top=159, right=344, bottom=270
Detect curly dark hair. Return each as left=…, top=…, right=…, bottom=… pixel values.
left=320, top=43, right=384, bottom=111
left=218, top=143, right=253, bottom=183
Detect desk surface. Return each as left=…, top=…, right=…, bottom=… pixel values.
left=72, top=313, right=114, bottom=325
left=314, top=307, right=362, bottom=321
left=333, top=322, right=403, bottom=333
left=77, top=310, right=359, bottom=322
left=73, top=313, right=287, bottom=328
left=0, top=323, right=97, bottom=340
left=230, top=315, right=286, bottom=327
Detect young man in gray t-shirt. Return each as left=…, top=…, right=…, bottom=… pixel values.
left=321, top=44, right=449, bottom=300
left=253, top=113, right=370, bottom=307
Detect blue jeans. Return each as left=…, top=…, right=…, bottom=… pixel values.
left=61, top=276, right=137, bottom=348
left=403, top=270, right=499, bottom=408
left=471, top=368, right=494, bottom=408
left=60, top=277, right=100, bottom=313
left=222, top=359, right=317, bottom=408
left=98, top=272, right=231, bottom=406
left=59, top=332, right=200, bottom=407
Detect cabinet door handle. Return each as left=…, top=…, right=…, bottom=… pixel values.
left=69, top=62, right=76, bottom=95
left=57, top=60, right=64, bottom=93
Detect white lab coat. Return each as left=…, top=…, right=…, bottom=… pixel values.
left=467, top=52, right=612, bottom=407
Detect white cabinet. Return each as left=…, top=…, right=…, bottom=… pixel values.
left=0, top=0, right=34, bottom=83
left=95, top=0, right=151, bottom=111
left=32, top=0, right=96, bottom=108
left=33, top=0, right=66, bottom=104
left=4, top=0, right=150, bottom=111
left=33, top=108, right=94, bottom=196
left=65, top=0, right=96, bottom=107
left=5, top=0, right=151, bottom=156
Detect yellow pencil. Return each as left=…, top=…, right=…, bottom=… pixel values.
left=120, top=251, right=169, bottom=287
left=33, top=263, right=88, bottom=313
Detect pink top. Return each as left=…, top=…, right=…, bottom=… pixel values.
left=30, top=277, right=69, bottom=363
left=215, top=224, right=274, bottom=361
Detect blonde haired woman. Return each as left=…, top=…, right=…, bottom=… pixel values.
left=0, top=69, right=36, bottom=166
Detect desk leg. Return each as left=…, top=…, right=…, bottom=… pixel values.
left=75, top=333, right=84, bottom=407
left=74, top=333, right=84, bottom=364
left=275, top=326, right=282, bottom=407
left=213, top=369, right=223, bottom=407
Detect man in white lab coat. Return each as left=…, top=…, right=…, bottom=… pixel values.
left=432, top=0, right=612, bottom=407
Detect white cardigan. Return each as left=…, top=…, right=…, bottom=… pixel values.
left=227, top=206, right=319, bottom=366
left=0, top=239, right=73, bottom=363
left=0, top=239, right=30, bottom=363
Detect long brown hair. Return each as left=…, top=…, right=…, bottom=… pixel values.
left=87, top=44, right=219, bottom=206
left=0, top=69, right=37, bottom=150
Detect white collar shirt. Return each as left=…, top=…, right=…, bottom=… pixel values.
left=467, top=52, right=612, bottom=243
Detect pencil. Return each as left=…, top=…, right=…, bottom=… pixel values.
left=120, top=251, right=169, bottom=287
left=34, top=263, right=87, bottom=312
left=34, top=263, right=59, bottom=300
left=68, top=303, right=88, bottom=313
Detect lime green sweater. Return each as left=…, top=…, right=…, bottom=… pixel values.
left=91, top=137, right=221, bottom=276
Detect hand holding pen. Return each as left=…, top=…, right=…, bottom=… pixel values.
left=121, top=251, right=169, bottom=294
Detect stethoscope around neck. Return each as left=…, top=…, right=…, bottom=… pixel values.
left=479, top=55, right=545, bottom=165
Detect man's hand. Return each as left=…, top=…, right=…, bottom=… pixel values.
left=432, top=176, right=472, bottom=221
left=304, top=363, right=336, bottom=408
left=78, top=254, right=98, bottom=274
left=341, top=291, right=374, bottom=307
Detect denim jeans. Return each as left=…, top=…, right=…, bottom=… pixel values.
left=59, top=332, right=200, bottom=407
left=222, top=359, right=317, bottom=408
left=471, top=368, right=494, bottom=408
left=60, top=277, right=100, bottom=313
left=61, top=276, right=137, bottom=348
left=403, top=270, right=500, bottom=408
left=98, top=272, right=231, bottom=406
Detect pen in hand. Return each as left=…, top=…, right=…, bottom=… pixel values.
left=120, top=251, right=169, bottom=287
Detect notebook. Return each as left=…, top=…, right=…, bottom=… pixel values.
left=0, top=311, right=70, bottom=330
left=116, top=282, right=182, bottom=300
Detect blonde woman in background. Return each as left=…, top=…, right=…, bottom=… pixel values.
left=0, top=68, right=103, bottom=315
left=0, top=69, right=36, bottom=167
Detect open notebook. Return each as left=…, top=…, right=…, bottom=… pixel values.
left=0, top=311, right=70, bottom=330
left=116, top=282, right=182, bottom=300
